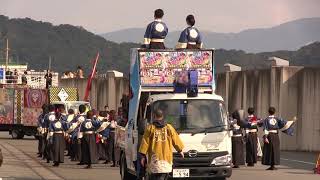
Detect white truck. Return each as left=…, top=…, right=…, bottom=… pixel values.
left=117, top=49, right=232, bottom=180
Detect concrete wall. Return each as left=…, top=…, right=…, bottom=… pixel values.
left=60, top=75, right=129, bottom=111
left=59, top=66, right=320, bottom=151
left=217, top=66, right=320, bottom=151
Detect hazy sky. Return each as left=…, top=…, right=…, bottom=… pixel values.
left=1, top=0, right=320, bottom=34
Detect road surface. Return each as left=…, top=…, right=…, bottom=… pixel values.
left=0, top=132, right=318, bottom=180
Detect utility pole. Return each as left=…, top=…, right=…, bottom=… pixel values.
left=5, top=38, right=9, bottom=71
left=48, top=56, right=51, bottom=71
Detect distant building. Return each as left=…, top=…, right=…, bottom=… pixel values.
left=0, top=63, right=58, bottom=89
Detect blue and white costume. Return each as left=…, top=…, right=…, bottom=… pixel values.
left=262, top=115, right=294, bottom=166
left=176, top=26, right=203, bottom=49
left=143, top=19, right=168, bottom=49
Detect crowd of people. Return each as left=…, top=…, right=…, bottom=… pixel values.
left=3, top=69, right=28, bottom=84
left=61, top=66, right=84, bottom=79
left=229, top=107, right=294, bottom=170
left=36, top=104, right=128, bottom=169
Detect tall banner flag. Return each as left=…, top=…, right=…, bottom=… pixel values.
left=84, top=53, right=100, bottom=101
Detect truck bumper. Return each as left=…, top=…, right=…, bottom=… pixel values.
left=170, top=166, right=232, bottom=179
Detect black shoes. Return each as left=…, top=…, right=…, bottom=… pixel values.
left=77, top=162, right=85, bottom=165
left=266, top=166, right=278, bottom=170
left=53, top=162, right=59, bottom=167
left=85, top=165, right=92, bottom=169
left=247, top=163, right=254, bottom=167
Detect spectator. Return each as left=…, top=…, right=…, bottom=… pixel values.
left=68, top=71, right=75, bottom=78
left=22, top=71, right=28, bottom=85
left=45, top=70, right=53, bottom=89
left=76, top=66, right=84, bottom=78
left=61, top=72, right=68, bottom=79
left=5, top=70, right=13, bottom=84
left=13, top=69, right=18, bottom=84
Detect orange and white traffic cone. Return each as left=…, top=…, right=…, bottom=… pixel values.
left=314, top=153, right=320, bottom=174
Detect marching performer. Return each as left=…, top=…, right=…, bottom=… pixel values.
left=67, top=105, right=86, bottom=162
left=176, top=14, right=203, bottom=49
left=37, top=104, right=48, bottom=158
left=230, top=111, right=245, bottom=168
left=244, top=107, right=259, bottom=167
left=48, top=110, right=67, bottom=167
left=107, top=110, right=118, bottom=167
left=79, top=110, right=100, bottom=169
left=43, top=104, right=56, bottom=163
left=95, top=111, right=107, bottom=161
left=142, top=9, right=168, bottom=49
left=96, top=111, right=110, bottom=164
left=65, top=109, right=75, bottom=157
left=262, top=107, right=294, bottom=170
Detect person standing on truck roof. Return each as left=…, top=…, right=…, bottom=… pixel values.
left=176, top=14, right=203, bottom=49
left=79, top=110, right=100, bottom=169
left=139, top=109, right=185, bottom=180
left=244, top=107, right=259, bottom=167
left=37, top=104, right=48, bottom=158
left=48, top=109, right=68, bottom=167
left=67, top=105, right=86, bottom=162
left=142, top=9, right=168, bottom=49
left=230, top=110, right=245, bottom=168
left=43, top=104, right=56, bottom=163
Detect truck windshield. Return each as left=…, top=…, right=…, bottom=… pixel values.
left=152, top=100, right=227, bottom=133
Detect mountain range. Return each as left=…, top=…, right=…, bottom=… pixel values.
left=101, top=17, right=320, bottom=53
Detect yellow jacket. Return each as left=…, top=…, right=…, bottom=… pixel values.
left=139, top=123, right=184, bottom=173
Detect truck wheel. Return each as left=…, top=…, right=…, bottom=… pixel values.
left=17, top=133, right=24, bottom=139
left=11, top=130, right=19, bottom=139
left=120, top=153, right=135, bottom=180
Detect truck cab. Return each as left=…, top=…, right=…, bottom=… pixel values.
left=119, top=49, right=232, bottom=180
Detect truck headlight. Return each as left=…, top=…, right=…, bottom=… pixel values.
left=211, top=154, right=232, bottom=166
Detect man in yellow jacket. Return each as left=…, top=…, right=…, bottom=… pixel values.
left=139, top=109, right=184, bottom=180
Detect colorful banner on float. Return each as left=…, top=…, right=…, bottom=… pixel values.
left=139, top=50, right=213, bottom=87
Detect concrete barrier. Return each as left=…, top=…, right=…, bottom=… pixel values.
left=60, top=73, right=129, bottom=112
left=60, top=67, right=320, bottom=151
left=217, top=66, right=320, bottom=151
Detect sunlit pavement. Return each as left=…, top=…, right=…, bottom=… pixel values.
left=0, top=132, right=318, bottom=180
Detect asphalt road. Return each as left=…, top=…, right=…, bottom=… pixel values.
left=0, top=132, right=319, bottom=180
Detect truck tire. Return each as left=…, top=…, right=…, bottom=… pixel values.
left=17, top=132, right=24, bottom=139
left=11, top=129, right=19, bottom=139
left=120, top=153, right=135, bottom=180
left=11, top=129, right=24, bottom=139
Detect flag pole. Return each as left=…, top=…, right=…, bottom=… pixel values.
left=84, top=52, right=100, bottom=102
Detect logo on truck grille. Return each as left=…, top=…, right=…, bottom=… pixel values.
left=188, top=150, right=198, bottom=158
